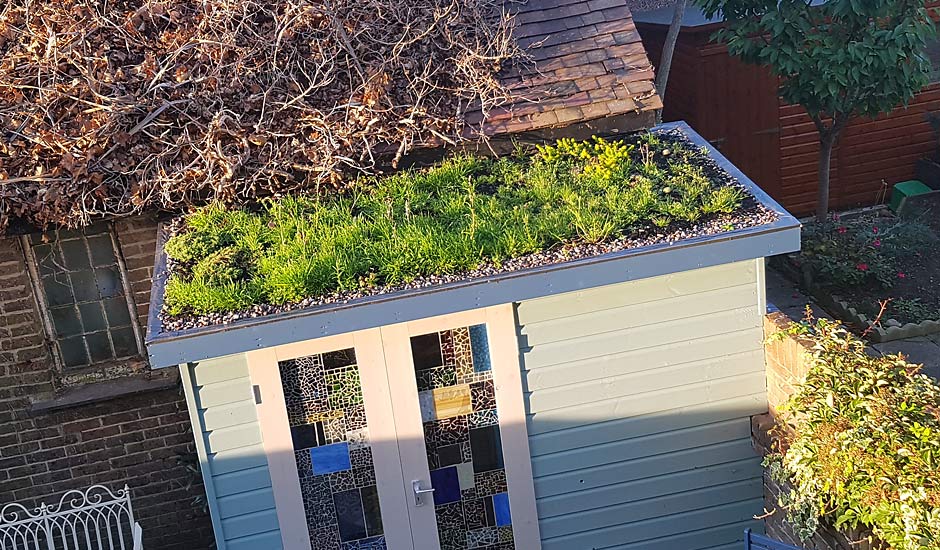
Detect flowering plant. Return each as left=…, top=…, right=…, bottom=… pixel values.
left=768, top=316, right=940, bottom=549
left=799, top=216, right=935, bottom=290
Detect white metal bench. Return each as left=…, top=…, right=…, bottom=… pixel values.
left=0, top=485, right=142, bottom=550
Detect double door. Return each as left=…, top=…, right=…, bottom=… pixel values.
left=248, top=305, right=539, bottom=550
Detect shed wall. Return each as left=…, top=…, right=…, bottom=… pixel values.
left=515, top=259, right=767, bottom=550
left=180, top=356, right=282, bottom=550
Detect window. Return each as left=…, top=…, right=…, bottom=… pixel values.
left=23, top=222, right=143, bottom=370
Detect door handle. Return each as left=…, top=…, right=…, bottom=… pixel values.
left=412, top=480, right=435, bottom=506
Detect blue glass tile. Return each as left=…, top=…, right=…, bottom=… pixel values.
left=430, top=466, right=461, bottom=505
left=333, top=489, right=367, bottom=541
left=493, top=493, right=511, bottom=526
left=311, top=442, right=351, bottom=474
left=469, top=325, right=491, bottom=373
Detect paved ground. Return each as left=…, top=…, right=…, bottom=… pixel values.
left=765, top=264, right=940, bottom=379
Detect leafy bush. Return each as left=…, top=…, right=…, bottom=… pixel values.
left=163, top=134, right=746, bottom=315
left=767, top=317, right=940, bottom=549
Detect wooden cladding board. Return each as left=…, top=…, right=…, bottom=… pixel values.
left=181, top=356, right=282, bottom=550
left=516, top=260, right=767, bottom=550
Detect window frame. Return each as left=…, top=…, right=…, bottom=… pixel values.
left=21, top=222, right=146, bottom=372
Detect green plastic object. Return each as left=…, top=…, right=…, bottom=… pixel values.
left=890, top=180, right=932, bottom=212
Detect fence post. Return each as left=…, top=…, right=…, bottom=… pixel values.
left=40, top=503, right=54, bottom=550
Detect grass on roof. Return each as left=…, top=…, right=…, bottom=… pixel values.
left=162, top=133, right=745, bottom=316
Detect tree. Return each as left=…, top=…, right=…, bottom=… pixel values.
left=654, top=0, right=689, bottom=124
left=693, top=0, right=936, bottom=221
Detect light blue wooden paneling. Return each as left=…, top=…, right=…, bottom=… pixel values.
left=517, top=260, right=767, bottom=550
left=180, top=355, right=282, bottom=550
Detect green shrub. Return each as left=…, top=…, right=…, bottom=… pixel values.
left=767, top=317, right=940, bottom=549
left=162, top=133, right=747, bottom=315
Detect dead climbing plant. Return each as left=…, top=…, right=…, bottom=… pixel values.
left=0, top=0, right=525, bottom=229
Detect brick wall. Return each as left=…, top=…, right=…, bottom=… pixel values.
left=0, top=218, right=215, bottom=550
left=756, top=312, right=876, bottom=550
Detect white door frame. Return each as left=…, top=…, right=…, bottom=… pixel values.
left=248, top=304, right=541, bottom=549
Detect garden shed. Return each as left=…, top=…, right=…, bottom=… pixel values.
left=145, top=122, right=800, bottom=550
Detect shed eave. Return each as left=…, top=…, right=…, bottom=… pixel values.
left=145, top=121, right=801, bottom=368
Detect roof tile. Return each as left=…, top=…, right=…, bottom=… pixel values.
left=477, top=0, right=659, bottom=136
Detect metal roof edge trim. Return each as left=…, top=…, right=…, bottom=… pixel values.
left=145, top=121, right=801, bottom=368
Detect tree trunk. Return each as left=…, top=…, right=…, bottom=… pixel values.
left=654, top=0, right=688, bottom=124
left=815, top=133, right=836, bottom=222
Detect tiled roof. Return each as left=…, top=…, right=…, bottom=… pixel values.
left=476, top=0, right=662, bottom=135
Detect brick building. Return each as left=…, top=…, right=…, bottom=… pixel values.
left=0, top=216, right=215, bottom=549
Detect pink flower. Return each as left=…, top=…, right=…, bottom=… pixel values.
left=872, top=238, right=881, bottom=247
left=898, top=272, right=907, bottom=279
left=837, top=226, right=847, bottom=234
left=872, top=226, right=879, bottom=234
left=857, top=263, right=869, bottom=272
left=832, top=213, right=841, bottom=221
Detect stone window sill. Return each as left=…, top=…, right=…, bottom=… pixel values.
left=30, top=371, right=180, bottom=414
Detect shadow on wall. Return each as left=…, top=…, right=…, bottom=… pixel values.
left=200, top=396, right=766, bottom=550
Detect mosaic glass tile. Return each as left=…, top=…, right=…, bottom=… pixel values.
left=438, top=444, right=463, bottom=467
left=333, top=489, right=368, bottom=541
left=483, top=496, right=496, bottom=526
left=280, top=354, right=328, bottom=425
left=424, top=416, right=469, bottom=448
left=467, top=527, right=499, bottom=549
left=341, top=536, right=386, bottom=550
left=435, top=502, right=467, bottom=550
left=295, top=449, right=313, bottom=477
left=417, top=365, right=458, bottom=392
left=431, top=385, right=472, bottom=420
left=346, top=427, right=370, bottom=450
left=430, top=466, right=461, bottom=505
left=279, top=349, right=386, bottom=548
left=470, top=426, right=504, bottom=473
left=460, top=441, right=473, bottom=463
left=498, top=526, right=514, bottom=543
left=291, top=422, right=325, bottom=450
left=346, top=405, right=368, bottom=431
left=323, top=414, right=349, bottom=444
left=326, top=367, right=364, bottom=409
left=493, top=493, right=511, bottom=527
left=441, top=329, right=456, bottom=367
left=328, top=469, right=358, bottom=492
left=464, top=498, right=487, bottom=530
left=419, top=390, right=436, bottom=422
left=467, top=409, right=498, bottom=429
left=411, top=325, right=515, bottom=549
left=361, top=485, right=383, bottom=537
left=411, top=332, right=444, bottom=370
left=470, top=380, right=496, bottom=411
left=469, top=325, right=491, bottom=373
left=311, top=442, right=352, bottom=474
left=456, top=463, right=475, bottom=492
left=323, top=348, right=357, bottom=370
left=473, top=470, right=508, bottom=497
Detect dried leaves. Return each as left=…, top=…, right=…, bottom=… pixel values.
left=0, top=0, right=523, bottom=229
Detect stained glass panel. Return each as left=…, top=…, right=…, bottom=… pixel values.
left=411, top=325, right=516, bottom=550
left=279, top=349, right=387, bottom=550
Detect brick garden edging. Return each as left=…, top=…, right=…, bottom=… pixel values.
left=755, top=312, right=881, bottom=550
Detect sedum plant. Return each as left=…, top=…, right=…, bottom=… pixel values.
left=162, top=134, right=746, bottom=316
left=767, top=316, right=940, bottom=549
